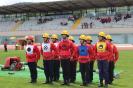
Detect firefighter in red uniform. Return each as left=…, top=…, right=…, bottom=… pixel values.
left=51, top=34, right=60, bottom=81
left=25, top=35, right=40, bottom=83
left=94, top=32, right=112, bottom=88
left=106, top=35, right=119, bottom=84
left=58, top=30, right=75, bottom=85
left=68, top=36, right=77, bottom=83
left=86, top=35, right=95, bottom=83
left=76, top=35, right=93, bottom=86
left=41, top=33, right=57, bottom=84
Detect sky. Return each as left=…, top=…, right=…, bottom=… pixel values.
left=0, top=0, right=64, bottom=6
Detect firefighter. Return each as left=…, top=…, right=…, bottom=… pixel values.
left=94, top=32, right=112, bottom=88
left=51, top=34, right=60, bottom=81
left=68, top=36, right=77, bottom=83
left=41, top=33, right=57, bottom=84
left=58, top=30, right=75, bottom=85
left=86, top=35, right=95, bottom=83
left=76, top=35, right=93, bottom=86
left=106, top=35, right=119, bottom=84
left=25, top=35, right=40, bottom=83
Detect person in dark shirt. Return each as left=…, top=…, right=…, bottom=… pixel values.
left=3, top=41, right=8, bottom=52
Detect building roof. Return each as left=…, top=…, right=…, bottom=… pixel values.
left=0, top=0, right=133, bottom=14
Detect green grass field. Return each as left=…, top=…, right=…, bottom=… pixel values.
left=0, top=50, right=133, bottom=88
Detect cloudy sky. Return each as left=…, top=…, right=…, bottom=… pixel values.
left=0, top=0, right=64, bottom=6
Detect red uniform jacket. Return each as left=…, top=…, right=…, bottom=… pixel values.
left=94, top=41, right=112, bottom=61
left=76, top=44, right=93, bottom=63
left=58, top=39, right=75, bottom=59
left=41, top=42, right=57, bottom=60
left=25, top=44, right=40, bottom=62
left=110, top=43, right=119, bottom=63
left=87, top=44, right=96, bottom=61
left=52, top=42, right=59, bottom=60
left=70, top=44, right=78, bottom=61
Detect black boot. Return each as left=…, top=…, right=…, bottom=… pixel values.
left=61, top=80, right=70, bottom=86
left=61, top=80, right=67, bottom=85
left=98, top=80, right=104, bottom=87
left=80, top=82, right=88, bottom=86
left=70, top=80, right=75, bottom=83
left=49, top=80, right=53, bottom=85
left=29, top=79, right=37, bottom=83
left=42, top=81, right=49, bottom=84
left=108, top=81, right=113, bottom=85
left=104, top=84, right=108, bottom=88
left=98, top=83, right=104, bottom=87
left=61, top=83, right=67, bottom=85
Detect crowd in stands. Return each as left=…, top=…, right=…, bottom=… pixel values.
left=15, top=19, right=22, bottom=23
left=80, top=13, right=132, bottom=29
left=123, top=14, right=132, bottom=21
left=81, top=22, right=93, bottom=29
left=37, top=15, right=79, bottom=26
left=68, top=15, right=80, bottom=22
left=114, top=14, right=122, bottom=22
left=97, top=17, right=112, bottom=24
left=60, top=21, right=68, bottom=26
left=60, top=15, right=80, bottom=26
left=96, top=13, right=132, bottom=24
left=37, top=18, right=53, bottom=24
left=0, top=13, right=133, bottom=32
left=68, top=15, right=75, bottom=22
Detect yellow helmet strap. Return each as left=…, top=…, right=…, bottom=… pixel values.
left=86, top=40, right=92, bottom=44
left=52, top=38, right=58, bottom=40
left=62, top=34, right=69, bottom=39
left=71, top=40, right=75, bottom=43
left=81, top=40, right=86, bottom=45
left=43, top=37, right=49, bottom=42
left=80, top=39, right=86, bottom=42
left=61, top=34, right=69, bottom=37
left=52, top=38, right=58, bottom=42
left=98, top=35, right=106, bottom=39
left=107, top=39, right=112, bottom=41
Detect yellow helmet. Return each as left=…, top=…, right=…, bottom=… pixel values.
left=42, top=33, right=49, bottom=38
left=61, top=30, right=69, bottom=35
left=68, top=36, right=74, bottom=41
left=98, top=32, right=106, bottom=37
left=86, top=36, right=92, bottom=41
left=51, top=34, right=58, bottom=39
left=79, top=34, right=86, bottom=40
left=106, top=34, right=112, bottom=40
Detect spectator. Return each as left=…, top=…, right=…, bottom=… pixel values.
left=85, top=22, right=89, bottom=29
left=68, top=16, right=75, bottom=22
left=37, top=18, right=42, bottom=24
left=90, top=22, right=93, bottom=29
left=124, top=14, right=132, bottom=21
left=3, top=40, right=8, bottom=52
left=81, top=24, right=84, bottom=29
left=60, top=22, right=68, bottom=26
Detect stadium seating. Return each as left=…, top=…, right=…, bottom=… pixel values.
left=78, top=16, right=133, bottom=29
left=17, top=18, right=74, bottom=31
left=0, top=15, right=133, bottom=32
left=0, top=21, right=16, bottom=32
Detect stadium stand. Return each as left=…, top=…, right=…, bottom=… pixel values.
left=0, top=14, right=133, bottom=32
left=17, top=18, right=74, bottom=31
left=0, top=21, right=16, bottom=32
left=78, top=15, right=133, bottom=29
